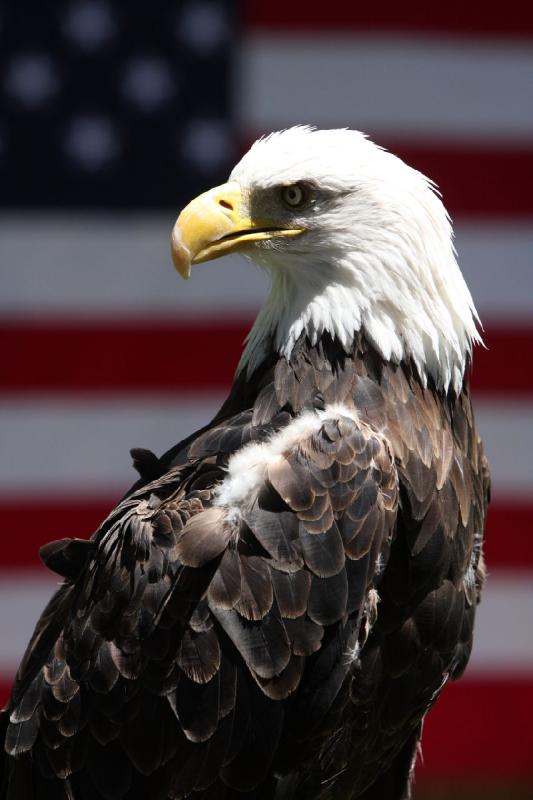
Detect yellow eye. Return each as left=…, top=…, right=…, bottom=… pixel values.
left=281, top=183, right=307, bottom=209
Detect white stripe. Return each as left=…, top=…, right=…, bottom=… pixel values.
left=0, top=215, right=531, bottom=319
left=475, top=401, right=533, bottom=500
left=458, top=223, right=533, bottom=321
left=0, top=571, right=530, bottom=675
left=0, top=215, right=268, bottom=318
left=239, top=34, right=533, bottom=140
left=0, top=397, right=530, bottom=499
left=0, top=573, right=58, bottom=673
left=468, top=572, right=533, bottom=675
left=0, top=395, right=223, bottom=497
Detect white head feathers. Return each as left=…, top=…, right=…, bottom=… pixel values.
left=231, top=126, right=481, bottom=392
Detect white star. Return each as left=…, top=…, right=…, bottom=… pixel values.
left=63, top=0, right=115, bottom=52
left=64, top=116, right=120, bottom=171
left=121, top=58, right=174, bottom=113
left=180, top=120, right=232, bottom=171
left=4, top=54, right=59, bottom=109
left=178, top=3, right=229, bottom=54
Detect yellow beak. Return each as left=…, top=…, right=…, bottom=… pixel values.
left=171, top=181, right=304, bottom=279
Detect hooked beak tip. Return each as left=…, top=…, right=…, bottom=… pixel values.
left=171, top=228, right=191, bottom=279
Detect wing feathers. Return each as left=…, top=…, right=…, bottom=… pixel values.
left=211, top=605, right=291, bottom=681
left=3, top=398, right=401, bottom=797
left=175, top=508, right=231, bottom=568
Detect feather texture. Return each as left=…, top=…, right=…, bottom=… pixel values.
left=1, top=329, right=488, bottom=800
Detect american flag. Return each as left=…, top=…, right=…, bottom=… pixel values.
left=1, top=2, right=532, bottom=792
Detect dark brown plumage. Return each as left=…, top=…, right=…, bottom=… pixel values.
left=0, top=331, right=489, bottom=800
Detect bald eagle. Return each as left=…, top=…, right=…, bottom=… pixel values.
left=1, top=127, right=489, bottom=800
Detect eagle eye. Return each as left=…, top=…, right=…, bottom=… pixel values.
left=280, top=183, right=309, bottom=210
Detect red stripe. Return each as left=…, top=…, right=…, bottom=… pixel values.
left=241, top=138, right=533, bottom=218
left=1, top=677, right=532, bottom=780
left=245, top=4, right=533, bottom=38
left=0, top=320, right=531, bottom=396
left=1, top=683, right=10, bottom=710
left=1, top=497, right=531, bottom=571
left=484, top=503, right=533, bottom=571
left=0, top=497, right=116, bottom=569
left=470, top=325, right=533, bottom=396
left=419, top=677, right=533, bottom=780
left=0, top=319, right=245, bottom=393
left=384, top=142, right=533, bottom=219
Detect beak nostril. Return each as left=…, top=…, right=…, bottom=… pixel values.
left=219, top=199, right=233, bottom=211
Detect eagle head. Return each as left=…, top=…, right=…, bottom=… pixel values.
left=171, top=126, right=481, bottom=392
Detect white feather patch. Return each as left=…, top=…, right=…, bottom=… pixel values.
left=213, top=404, right=358, bottom=514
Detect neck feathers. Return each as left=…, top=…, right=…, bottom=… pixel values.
left=239, top=233, right=480, bottom=394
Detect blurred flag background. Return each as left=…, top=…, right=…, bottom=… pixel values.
left=0, top=3, right=532, bottom=796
